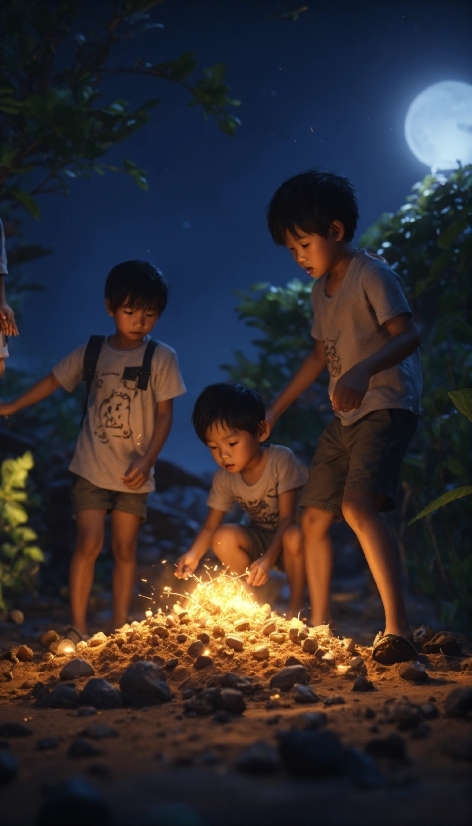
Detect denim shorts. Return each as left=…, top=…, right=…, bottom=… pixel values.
left=71, top=474, right=148, bottom=521
left=299, top=408, right=418, bottom=520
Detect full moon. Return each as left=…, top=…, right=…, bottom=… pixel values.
left=404, top=81, right=472, bottom=171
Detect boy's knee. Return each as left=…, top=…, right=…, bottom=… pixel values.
left=211, top=524, right=239, bottom=551
left=283, top=524, right=302, bottom=557
left=112, top=541, right=137, bottom=564
left=301, top=507, right=333, bottom=537
left=341, top=491, right=380, bottom=527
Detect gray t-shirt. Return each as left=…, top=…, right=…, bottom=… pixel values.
left=311, top=249, right=422, bottom=425
left=53, top=336, right=186, bottom=492
left=207, top=445, right=308, bottom=530
left=0, top=219, right=7, bottom=275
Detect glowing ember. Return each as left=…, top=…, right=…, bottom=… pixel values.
left=172, top=569, right=263, bottom=622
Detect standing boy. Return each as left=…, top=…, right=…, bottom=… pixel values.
left=0, top=260, right=185, bottom=640
left=0, top=218, right=19, bottom=376
left=175, top=383, right=308, bottom=617
left=265, top=170, right=422, bottom=663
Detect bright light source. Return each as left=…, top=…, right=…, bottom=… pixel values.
left=405, top=81, right=472, bottom=172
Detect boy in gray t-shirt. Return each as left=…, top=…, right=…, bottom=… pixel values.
left=175, top=383, right=308, bottom=617
left=0, top=261, right=185, bottom=640
left=265, top=170, right=422, bottom=665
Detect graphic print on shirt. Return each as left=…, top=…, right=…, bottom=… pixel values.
left=324, top=335, right=342, bottom=377
left=236, top=487, right=278, bottom=528
left=94, top=370, right=142, bottom=444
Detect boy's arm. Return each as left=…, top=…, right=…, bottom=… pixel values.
left=266, top=339, right=326, bottom=432
left=175, top=507, right=226, bottom=579
left=0, top=276, right=18, bottom=337
left=0, top=372, right=61, bottom=416
left=122, top=398, right=174, bottom=490
left=246, top=488, right=298, bottom=586
left=332, top=313, right=420, bottom=413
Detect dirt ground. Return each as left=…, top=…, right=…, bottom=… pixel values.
left=1, top=568, right=471, bottom=826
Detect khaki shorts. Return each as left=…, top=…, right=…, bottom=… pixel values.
left=243, top=523, right=285, bottom=571
left=300, top=408, right=418, bottom=520
left=71, top=474, right=147, bottom=522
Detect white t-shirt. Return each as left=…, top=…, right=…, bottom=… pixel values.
left=53, top=336, right=186, bottom=492
left=311, top=249, right=422, bottom=425
left=207, top=444, right=308, bottom=530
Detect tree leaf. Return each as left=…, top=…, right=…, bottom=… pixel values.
left=408, top=485, right=472, bottom=525
left=9, top=189, right=41, bottom=220
left=437, top=217, right=468, bottom=249
left=449, top=388, right=472, bottom=422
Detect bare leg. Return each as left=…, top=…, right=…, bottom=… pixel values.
left=110, top=509, right=142, bottom=631
left=210, top=523, right=251, bottom=575
left=69, top=509, right=106, bottom=635
left=342, top=491, right=410, bottom=638
left=282, top=525, right=306, bottom=617
left=301, top=507, right=336, bottom=626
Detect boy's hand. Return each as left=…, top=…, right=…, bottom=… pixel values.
left=122, top=457, right=153, bottom=490
left=247, top=555, right=271, bottom=587
left=0, top=303, right=18, bottom=337
left=175, top=550, right=200, bottom=579
left=332, top=363, right=370, bottom=413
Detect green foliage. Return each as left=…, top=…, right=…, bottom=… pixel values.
left=224, top=165, right=472, bottom=627
left=0, top=451, right=44, bottom=613
left=0, top=0, right=240, bottom=218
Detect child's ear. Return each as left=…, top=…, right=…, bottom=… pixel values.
left=105, top=299, right=114, bottom=317
left=258, top=420, right=270, bottom=442
left=329, top=220, right=346, bottom=242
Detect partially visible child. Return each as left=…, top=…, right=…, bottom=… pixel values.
left=0, top=218, right=19, bottom=376
left=175, top=383, right=308, bottom=617
left=0, top=260, right=186, bottom=640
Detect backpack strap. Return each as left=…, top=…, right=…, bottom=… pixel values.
left=81, top=335, right=105, bottom=426
left=136, top=339, right=158, bottom=390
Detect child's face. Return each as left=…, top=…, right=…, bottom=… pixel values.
left=284, top=222, right=345, bottom=279
left=107, top=300, right=160, bottom=343
left=205, top=423, right=265, bottom=474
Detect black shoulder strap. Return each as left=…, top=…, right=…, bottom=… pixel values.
left=81, top=335, right=105, bottom=426
left=136, top=339, right=158, bottom=390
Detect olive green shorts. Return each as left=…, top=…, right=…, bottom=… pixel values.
left=243, top=523, right=284, bottom=571
left=71, top=474, right=147, bottom=522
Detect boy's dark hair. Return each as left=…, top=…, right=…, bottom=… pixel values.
left=267, top=169, right=359, bottom=244
left=192, top=383, right=266, bottom=442
left=105, top=260, right=168, bottom=315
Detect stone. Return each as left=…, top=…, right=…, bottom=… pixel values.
left=0, top=722, right=33, bottom=737
left=15, top=645, right=33, bottom=662
left=342, top=637, right=357, bottom=653
left=0, top=750, right=18, bottom=785
left=42, top=653, right=54, bottom=662
left=194, top=655, right=212, bottom=670
left=220, top=673, right=252, bottom=693
left=37, top=685, right=81, bottom=709
left=197, top=632, right=210, bottom=645
left=269, top=632, right=285, bottom=645
left=412, top=625, right=435, bottom=648
left=269, top=665, right=307, bottom=692
left=155, top=626, right=170, bottom=640
left=444, top=687, right=472, bottom=718
left=399, top=661, right=428, bottom=682
left=88, top=632, right=108, bottom=648
left=187, top=640, right=204, bottom=657
left=292, top=684, right=320, bottom=704
left=212, top=625, right=225, bottom=638
left=290, top=711, right=327, bottom=731
left=365, top=733, right=407, bottom=760
left=301, top=638, right=318, bottom=654
left=49, top=641, right=59, bottom=654
left=278, top=729, right=346, bottom=777
left=37, top=777, right=116, bottom=826
left=68, top=738, right=101, bottom=758
left=321, top=652, right=336, bottom=666
left=81, top=678, right=123, bottom=710
left=9, top=609, right=24, bottom=625
left=263, top=620, right=277, bottom=636
left=120, top=661, right=172, bottom=707
left=37, top=737, right=59, bottom=750
left=236, top=741, right=280, bottom=774
left=176, top=633, right=187, bottom=644
left=234, top=619, right=250, bottom=632
left=165, top=658, right=178, bottom=670
left=56, top=639, right=76, bottom=656
left=410, top=722, right=431, bottom=739
left=217, top=688, right=246, bottom=714
left=60, top=659, right=95, bottom=681
left=391, top=701, right=423, bottom=731
left=423, top=631, right=462, bottom=656
left=40, top=630, right=59, bottom=647
left=441, top=734, right=472, bottom=760
left=252, top=645, right=270, bottom=661
left=77, top=707, right=97, bottom=717
left=343, top=749, right=384, bottom=789
left=352, top=676, right=374, bottom=692
left=285, top=656, right=303, bottom=667
left=289, top=627, right=300, bottom=643
left=420, top=702, right=439, bottom=720
left=324, top=694, right=345, bottom=706
left=225, top=635, right=244, bottom=652
left=81, top=724, right=119, bottom=740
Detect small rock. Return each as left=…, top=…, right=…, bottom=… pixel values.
left=269, top=632, right=285, bottom=645
left=252, top=645, right=270, bottom=661
left=263, top=621, right=277, bottom=636
left=212, top=625, right=225, bottom=638
left=289, top=627, right=300, bottom=643
left=420, top=702, right=439, bottom=720
left=165, top=658, right=178, bottom=670
left=187, top=640, right=204, bottom=657
left=460, top=657, right=472, bottom=672
left=42, top=653, right=54, bottom=662
left=3, top=670, right=13, bottom=681
left=236, top=741, right=280, bottom=774
left=444, top=687, right=472, bottom=718
left=37, top=737, right=58, bottom=750
left=410, top=722, right=431, bottom=739
left=120, top=661, right=172, bottom=707
left=9, top=609, right=24, bottom=625
left=292, top=684, right=320, bottom=704
left=278, top=729, right=346, bottom=777
left=225, top=635, right=244, bottom=652
left=218, top=688, right=246, bottom=714
left=321, top=652, right=336, bottom=666
left=413, top=625, right=435, bottom=648
left=0, top=750, right=18, bottom=785
left=324, top=694, right=345, bottom=706
left=176, top=633, right=188, bottom=644
left=423, top=631, right=462, bottom=657
left=49, top=641, right=59, bottom=654
left=68, top=737, right=101, bottom=758
left=301, top=638, right=318, bottom=654
left=77, top=707, right=97, bottom=717
left=81, top=678, right=123, bottom=710
left=342, top=637, right=357, bottom=654
left=37, top=685, right=81, bottom=709
left=81, top=724, right=119, bottom=740
left=37, top=777, right=115, bottom=826
left=234, top=619, right=250, bottom=632
left=60, top=659, right=95, bottom=681
left=197, top=632, right=210, bottom=645
left=76, top=640, right=88, bottom=651
left=352, top=676, right=374, bottom=692
left=0, top=722, right=33, bottom=737
left=88, top=632, right=107, bottom=648
left=270, top=665, right=307, bottom=692
left=194, top=655, right=212, bottom=670
left=441, top=734, right=472, bottom=760
left=155, top=626, right=170, bottom=640
left=285, top=656, right=303, bottom=667
left=390, top=700, right=422, bottom=731
left=15, top=645, right=33, bottom=662
left=290, top=711, right=327, bottom=731
left=399, top=661, right=427, bottom=682
left=40, top=630, right=59, bottom=647
left=55, top=639, right=76, bottom=657
left=365, top=733, right=407, bottom=760
left=343, top=749, right=384, bottom=789
left=220, top=673, right=252, bottom=693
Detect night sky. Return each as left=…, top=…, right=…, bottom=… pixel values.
left=12, top=0, right=472, bottom=472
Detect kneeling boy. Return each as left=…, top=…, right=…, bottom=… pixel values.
left=175, top=383, right=308, bottom=616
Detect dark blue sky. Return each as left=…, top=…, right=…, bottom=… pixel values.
left=13, top=0, right=472, bottom=471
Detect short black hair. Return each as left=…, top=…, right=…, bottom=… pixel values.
left=105, top=260, right=168, bottom=315
left=267, top=169, right=359, bottom=244
left=192, top=383, right=266, bottom=443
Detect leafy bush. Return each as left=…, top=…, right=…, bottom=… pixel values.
left=0, top=451, right=44, bottom=614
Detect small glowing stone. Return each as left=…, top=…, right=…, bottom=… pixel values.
left=145, top=610, right=153, bottom=619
